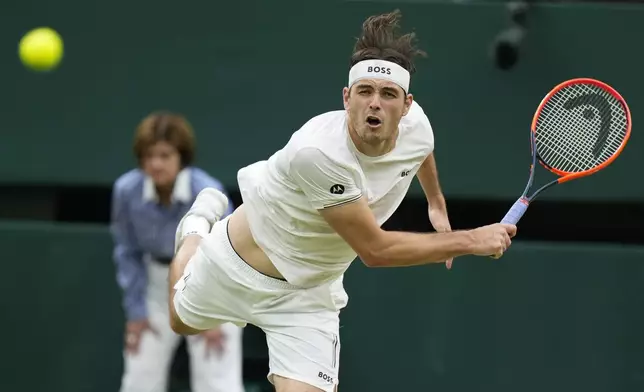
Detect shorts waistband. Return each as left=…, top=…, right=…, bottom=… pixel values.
left=209, top=216, right=299, bottom=291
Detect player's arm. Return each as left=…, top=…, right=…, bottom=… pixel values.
left=417, top=152, right=446, bottom=211
left=321, top=197, right=474, bottom=267
left=290, top=148, right=511, bottom=267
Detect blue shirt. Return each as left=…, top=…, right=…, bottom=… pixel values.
left=110, top=166, right=233, bottom=321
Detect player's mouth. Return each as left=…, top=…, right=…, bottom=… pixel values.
left=365, top=115, right=382, bottom=128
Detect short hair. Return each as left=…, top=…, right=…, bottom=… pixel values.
left=133, top=111, right=195, bottom=167
left=350, top=9, right=427, bottom=75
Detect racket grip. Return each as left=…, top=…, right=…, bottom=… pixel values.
left=501, top=198, right=529, bottom=225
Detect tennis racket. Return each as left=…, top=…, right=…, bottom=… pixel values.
left=501, top=78, right=632, bottom=225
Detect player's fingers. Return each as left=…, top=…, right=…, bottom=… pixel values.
left=502, top=224, right=518, bottom=237
left=492, top=237, right=506, bottom=259
left=445, top=258, right=453, bottom=270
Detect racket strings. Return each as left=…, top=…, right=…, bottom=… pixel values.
left=534, top=83, right=628, bottom=173
left=538, top=87, right=623, bottom=171
left=540, top=96, right=624, bottom=170
left=537, top=107, right=595, bottom=171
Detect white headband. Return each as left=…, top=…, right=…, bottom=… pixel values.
left=348, top=59, right=411, bottom=93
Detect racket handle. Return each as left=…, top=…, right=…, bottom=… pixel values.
left=501, top=198, right=529, bottom=225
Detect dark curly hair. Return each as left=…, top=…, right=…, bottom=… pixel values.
left=350, top=9, right=427, bottom=75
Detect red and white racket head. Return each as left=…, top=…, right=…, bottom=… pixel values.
left=530, top=78, right=631, bottom=182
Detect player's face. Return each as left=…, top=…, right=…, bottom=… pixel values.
left=141, top=141, right=181, bottom=188
left=343, top=79, right=413, bottom=145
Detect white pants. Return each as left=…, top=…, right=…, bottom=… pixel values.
left=173, top=217, right=347, bottom=392
left=120, top=259, right=245, bottom=392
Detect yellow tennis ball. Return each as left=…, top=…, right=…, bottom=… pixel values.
left=18, top=27, right=64, bottom=71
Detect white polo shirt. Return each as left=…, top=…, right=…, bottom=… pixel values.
left=236, top=101, right=435, bottom=289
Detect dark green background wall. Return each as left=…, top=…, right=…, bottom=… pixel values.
left=1, top=0, right=641, bottom=200
left=1, top=222, right=643, bottom=392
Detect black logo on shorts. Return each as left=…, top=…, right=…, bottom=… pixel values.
left=330, top=184, right=345, bottom=194
left=367, top=66, right=391, bottom=75
left=318, top=372, right=334, bottom=384
left=401, top=169, right=411, bottom=177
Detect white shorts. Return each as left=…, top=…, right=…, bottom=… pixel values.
left=173, top=217, right=343, bottom=392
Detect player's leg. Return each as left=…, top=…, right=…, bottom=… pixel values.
left=265, top=323, right=341, bottom=392
left=186, top=322, right=245, bottom=392
left=169, top=186, right=232, bottom=334
left=169, top=235, right=206, bottom=335
left=273, top=375, right=327, bottom=392
left=169, top=218, right=250, bottom=337
left=262, top=299, right=342, bottom=392
left=185, top=214, right=343, bottom=391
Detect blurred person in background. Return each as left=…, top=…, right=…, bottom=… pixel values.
left=110, top=112, right=245, bottom=392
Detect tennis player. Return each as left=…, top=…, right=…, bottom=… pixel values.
left=168, top=10, right=517, bottom=392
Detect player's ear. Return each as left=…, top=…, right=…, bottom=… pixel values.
left=342, top=87, right=351, bottom=111
left=402, top=93, right=413, bottom=116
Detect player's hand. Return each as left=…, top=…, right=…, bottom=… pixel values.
left=428, top=206, right=454, bottom=269
left=125, top=319, right=157, bottom=354
left=188, top=188, right=230, bottom=224
left=469, top=223, right=517, bottom=258
left=200, top=326, right=226, bottom=358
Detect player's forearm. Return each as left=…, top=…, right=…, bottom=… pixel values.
left=364, top=230, right=475, bottom=267
left=427, top=193, right=446, bottom=211
left=418, top=153, right=444, bottom=204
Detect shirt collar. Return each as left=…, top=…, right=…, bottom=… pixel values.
left=142, top=168, right=192, bottom=204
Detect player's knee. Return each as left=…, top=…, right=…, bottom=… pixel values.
left=169, top=313, right=202, bottom=335
left=169, top=301, right=202, bottom=336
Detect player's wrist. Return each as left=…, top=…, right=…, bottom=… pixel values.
left=427, top=194, right=446, bottom=210
left=454, top=230, right=477, bottom=255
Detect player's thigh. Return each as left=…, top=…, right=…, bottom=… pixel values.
left=169, top=291, right=204, bottom=335
left=171, top=245, right=248, bottom=334
left=272, top=375, right=328, bottom=392
left=265, top=324, right=340, bottom=392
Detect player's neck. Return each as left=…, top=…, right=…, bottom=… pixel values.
left=348, top=124, right=398, bottom=157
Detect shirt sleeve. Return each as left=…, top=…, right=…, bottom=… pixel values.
left=109, top=183, right=147, bottom=321
left=290, top=147, right=362, bottom=209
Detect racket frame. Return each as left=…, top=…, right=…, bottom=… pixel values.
left=530, top=77, right=632, bottom=185
left=500, top=77, right=632, bottom=225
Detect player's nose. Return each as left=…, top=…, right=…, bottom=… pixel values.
left=368, top=95, right=381, bottom=110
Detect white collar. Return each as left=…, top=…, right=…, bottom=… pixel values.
left=142, top=168, right=192, bottom=203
